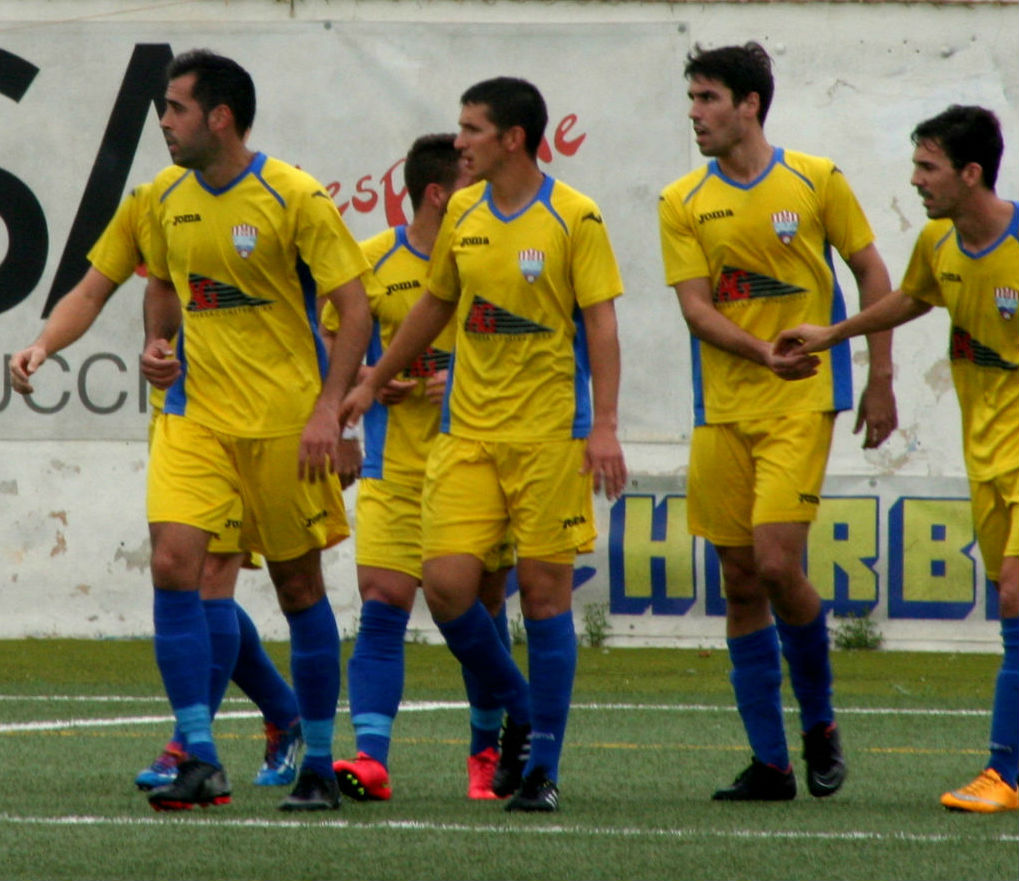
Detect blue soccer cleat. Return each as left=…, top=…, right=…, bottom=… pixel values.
left=253, top=720, right=302, bottom=786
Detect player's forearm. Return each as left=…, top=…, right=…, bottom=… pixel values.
left=583, top=300, right=622, bottom=431
left=143, top=276, right=182, bottom=343
left=832, top=290, right=930, bottom=346
left=681, top=295, right=770, bottom=365
left=850, top=245, right=895, bottom=381
left=34, top=269, right=117, bottom=355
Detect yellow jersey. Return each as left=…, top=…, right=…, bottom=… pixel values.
left=427, top=175, right=623, bottom=442
left=146, top=153, right=369, bottom=438
left=900, top=202, right=1019, bottom=481
left=659, top=148, right=875, bottom=425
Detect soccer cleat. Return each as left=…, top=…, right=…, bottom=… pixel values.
left=134, top=741, right=186, bottom=791
left=332, top=752, right=392, bottom=801
left=467, top=747, right=501, bottom=800
left=802, top=721, right=847, bottom=798
left=940, top=768, right=1019, bottom=813
left=148, top=758, right=231, bottom=811
left=491, top=718, right=531, bottom=798
left=279, top=768, right=341, bottom=811
left=505, top=767, right=559, bottom=813
left=712, top=758, right=797, bottom=801
left=253, top=720, right=302, bottom=786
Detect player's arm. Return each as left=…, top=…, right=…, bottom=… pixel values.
left=9, top=267, right=118, bottom=395
left=674, top=277, right=821, bottom=380
left=845, top=243, right=898, bottom=448
left=338, top=291, right=456, bottom=429
left=140, top=274, right=182, bottom=390
left=581, top=298, right=626, bottom=500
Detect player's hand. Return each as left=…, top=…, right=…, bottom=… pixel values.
left=336, top=438, right=362, bottom=489
left=765, top=329, right=823, bottom=381
left=337, top=381, right=376, bottom=436
left=140, top=339, right=181, bottom=389
left=299, top=405, right=341, bottom=483
left=376, top=377, right=417, bottom=406
left=773, top=324, right=835, bottom=357
left=424, top=369, right=449, bottom=405
left=582, top=424, right=627, bottom=501
left=9, top=345, right=47, bottom=395
left=854, top=378, right=897, bottom=449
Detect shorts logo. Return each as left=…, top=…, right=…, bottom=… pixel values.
left=772, top=211, right=799, bottom=245
left=994, top=287, right=1018, bottom=320
left=303, top=510, right=328, bottom=528
left=519, top=249, right=545, bottom=283
left=798, top=493, right=820, bottom=505
left=562, top=515, right=587, bottom=529
left=232, top=224, right=258, bottom=259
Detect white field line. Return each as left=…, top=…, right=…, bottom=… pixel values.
left=0, top=698, right=988, bottom=735
left=0, top=812, right=1015, bottom=845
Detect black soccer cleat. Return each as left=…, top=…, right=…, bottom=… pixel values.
left=148, top=758, right=231, bottom=811
left=491, top=717, right=532, bottom=798
left=278, top=768, right=341, bottom=812
left=802, top=721, right=847, bottom=798
left=505, top=767, right=560, bottom=813
left=712, top=757, right=797, bottom=801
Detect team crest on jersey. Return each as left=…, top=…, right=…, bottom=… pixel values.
left=232, top=224, right=258, bottom=258
left=771, top=211, right=799, bottom=245
left=994, top=287, right=1018, bottom=320
left=518, top=249, right=545, bottom=283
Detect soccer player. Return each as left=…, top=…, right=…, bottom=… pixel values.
left=658, top=42, right=897, bottom=801
left=322, top=134, right=514, bottom=802
left=775, top=105, right=1018, bottom=814
left=9, top=183, right=311, bottom=791
left=339, top=76, right=626, bottom=813
left=139, top=49, right=371, bottom=812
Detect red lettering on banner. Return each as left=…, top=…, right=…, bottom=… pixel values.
left=189, top=277, right=217, bottom=310
left=467, top=301, right=496, bottom=333
left=716, top=270, right=751, bottom=302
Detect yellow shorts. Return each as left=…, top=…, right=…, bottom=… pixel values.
left=422, top=434, right=594, bottom=562
left=148, top=414, right=349, bottom=562
left=687, top=411, right=835, bottom=546
left=149, top=411, right=263, bottom=567
left=356, top=477, right=514, bottom=579
left=969, top=469, right=1019, bottom=583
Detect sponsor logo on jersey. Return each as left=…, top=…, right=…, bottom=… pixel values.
left=951, top=326, right=1018, bottom=371
left=697, top=209, right=734, bottom=224
left=232, top=224, right=258, bottom=258
left=464, top=296, right=554, bottom=336
left=407, top=346, right=452, bottom=378
left=714, top=266, right=807, bottom=303
left=939, top=271, right=962, bottom=283
left=460, top=236, right=489, bottom=246
left=994, top=286, right=1018, bottom=320
left=772, top=211, right=800, bottom=245
left=172, top=213, right=202, bottom=226
left=519, top=249, right=545, bottom=283
left=185, top=274, right=274, bottom=311
left=386, top=279, right=422, bottom=295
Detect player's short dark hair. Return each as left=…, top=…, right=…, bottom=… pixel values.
left=166, top=49, right=255, bottom=137
left=911, top=105, right=1003, bottom=191
left=684, top=41, right=774, bottom=125
left=460, top=77, right=548, bottom=159
left=404, top=134, right=462, bottom=212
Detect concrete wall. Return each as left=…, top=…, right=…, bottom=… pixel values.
left=1, top=1, right=1016, bottom=648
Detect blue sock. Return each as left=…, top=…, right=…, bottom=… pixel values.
left=202, top=599, right=240, bottom=718
left=152, top=588, right=219, bottom=767
left=437, top=601, right=530, bottom=725
left=347, top=600, right=409, bottom=767
left=286, top=597, right=340, bottom=778
left=463, top=604, right=511, bottom=755
left=776, top=611, right=834, bottom=732
left=231, top=603, right=299, bottom=729
left=729, top=625, right=789, bottom=770
left=523, top=611, right=577, bottom=782
left=989, top=617, right=1019, bottom=788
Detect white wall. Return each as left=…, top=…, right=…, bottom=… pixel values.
left=0, top=1, right=1016, bottom=648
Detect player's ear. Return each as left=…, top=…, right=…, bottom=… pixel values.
left=959, top=161, right=984, bottom=189
left=207, top=104, right=234, bottom=134
left=501, top=124, right=527, bottom=154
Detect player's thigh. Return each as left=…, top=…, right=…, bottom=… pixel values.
left=355, top=477, right=425, bottom=599
left=687, top=423, right=755, bottom=546
left=970, top=469, right=1019, bottom=583
left=498, top=439, right=595, bottom=559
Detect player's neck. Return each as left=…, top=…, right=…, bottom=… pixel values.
left=952, top=191, right=1014, bottom=252
left=716, top=135, right=773, bottom=184
left=405, top=211, right=439, bottom=256
left=487, top=161, right=545, bottom=216
left=198, top=145, right=256, bottom=190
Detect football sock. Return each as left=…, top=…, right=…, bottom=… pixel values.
left=437, top=600, right=530, bottom=725
left=202, top=598, right=240, bottom=718
left=464, top=603, right=511, bottom=754
left=523, top=611, right=577, bottom=781
left=988, top=616, right=1019, bottom=788
left=231, top=603, right=300, bottom=729
left=776, top=611, right=835, bottom=732
left=728, top=625, right=789, bottom=770
left=286, top=597, right=340, bottom=778
left=153, top=587, right=219, bottom=767
left=347, top=599, right=409, bottom=767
